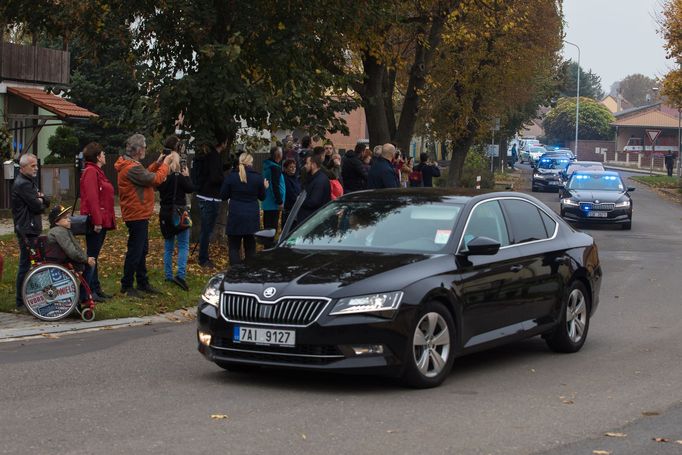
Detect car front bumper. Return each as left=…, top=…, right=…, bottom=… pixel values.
left=532, top=176, right=562, bottom=191
left=196, top=301, right=415, bottom=377
left=561, top=206, right=632, bottom=224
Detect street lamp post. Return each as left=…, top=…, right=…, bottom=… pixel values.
left=565, top=40, right=581, bottom=158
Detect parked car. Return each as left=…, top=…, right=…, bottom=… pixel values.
left=197, top=189, right=602, bottom=388
left=561, top=161, right=605, bottom=185
left=532, top=155, right=571, bottom=192
left=553, top=149, right=576, bottom=160
left=559, top=171, right=634, bottom=230
left=518, top=139, right=540, bottom=163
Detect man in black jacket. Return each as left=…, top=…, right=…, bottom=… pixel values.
left=416, top=152, right=441, bottom=187
left=368, top=143, right=400, bottom=189
left=194, top=133, right=226, bottom=268
left=11, top=153, right=50, bottom=309
left=341, top=143, right=368, bottom=193
left=297, top=151, right=331, bottom=224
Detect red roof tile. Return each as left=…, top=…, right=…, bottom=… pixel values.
left=7, top=87, right=97, bottom=119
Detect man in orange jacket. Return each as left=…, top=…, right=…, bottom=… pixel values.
left=115, top=133, right=174, bottom=298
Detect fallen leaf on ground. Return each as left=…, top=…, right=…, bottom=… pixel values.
left=40, top=333, right=58, bottom=339
left=210, top=414, right=229, bottom=420
left=386, top=430, right=400, bottom=434
left=675, top=440, right=682, bottom=445
left=642, top=411, right=660, bottom=416
left=604, top=432, right=627, bottom=438
left=592, top=450, right=611, bottom=455
left=301, top=433, right=307, bottom=440
left=653, top=437, right=670, bottom=443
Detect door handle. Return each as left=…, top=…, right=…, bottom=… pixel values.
left=510, top=265, right=524, bottom=272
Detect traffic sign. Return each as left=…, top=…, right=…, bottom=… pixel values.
left=646, top=129, right=661, bottom=144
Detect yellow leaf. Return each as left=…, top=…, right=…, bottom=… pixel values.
left=592, top=451, right=611, bottom=455
left=604, top=432, right=627, bottom=438
left=653, top=437, right=670, bottom=443
left=301, top=433, right=307, bottom=440
left=210, top=414, right=229, bottom=420
left=278, top=22, right=286, bottom=30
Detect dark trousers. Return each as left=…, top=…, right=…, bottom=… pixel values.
left=15, top=235, right=33, bottom=308
left=121, top=220, right=149, bottom=289
left=85, top=229, right=107, bottom=294
left=198, top=199, right=220, bottom=264
left=666, top=164, right=673, bottom=177
left=228, top=235, right=256, bottom=266
left=263, top=210, right=280, bottom=230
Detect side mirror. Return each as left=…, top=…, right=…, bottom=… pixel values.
left=254, top=229, right=276, bottom=245
left=627, top=187, right=636, bottom=192
left=462, top=236, right=500, bottom=256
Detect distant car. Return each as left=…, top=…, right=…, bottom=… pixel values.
left=561, top=161, right=605, bottom=185
left=197, top=189, right=603, bottom=388
left=518, top=140, right=540, bottom=163
left=525, top=146, right=548, bottom=165
left=551, top=149, right=576, bottom=160
left=559, top=171, right=634, bottom=230
left=532, top=155, right=571, bottom=192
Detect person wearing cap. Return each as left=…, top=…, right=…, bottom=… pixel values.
left=115, top=133, right=173, bottom=298
left=11, top=153, right=50, bottom=310
left=46, top=205, right=95, bottom=270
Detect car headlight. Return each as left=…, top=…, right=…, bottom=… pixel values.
left=329, top=291, right=404, bottom=316
left=615, top=200, right=631, bottom=208
left=561, top=198, right=579, bottom=206
left=534, top=174, right=546, bottom=180
left=201, top=273, right=224, bottom=307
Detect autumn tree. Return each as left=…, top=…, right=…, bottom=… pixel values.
left=612, top=74, right=659, bottom=107
left=661, top=0, right=682, bottom=107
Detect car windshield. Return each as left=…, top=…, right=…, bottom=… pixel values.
left=283, top=199, right=464, bottom=253
left=568, top=174, right=624, bottom=191
left=538, top=157, right=570, bottom=169
left=531, top=147, right=546, bottom=153
left=567, top=164, right=604, bottom=175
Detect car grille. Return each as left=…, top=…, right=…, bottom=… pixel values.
left=580, top=202, right=615, bottom=211
left=221, top=293, right=329, bottom=326
left=211, top=337, right=343, bottom=365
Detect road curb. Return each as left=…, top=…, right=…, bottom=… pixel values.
left=0, top=307, right=197, bottom=342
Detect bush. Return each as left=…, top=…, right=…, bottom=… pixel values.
left=459, top=147, right=494, bottom=189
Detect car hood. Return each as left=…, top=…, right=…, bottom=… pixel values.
left=568, top=189, right=627, bottom=202
left=535, top=168, right=561, bottom=176
left=221, top=248, right=437, bottom=299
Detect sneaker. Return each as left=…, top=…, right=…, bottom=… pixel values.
left=137, top=284, right=162, bottom=295
left=91, top=293, right=106, bottom=303
left=120, top=287, right=142, bottom=299
left=173, top=276, right=189, bottom=291
left=95, top=290, right=113, bottom=299
left=199, top=260, right=217, bottom=269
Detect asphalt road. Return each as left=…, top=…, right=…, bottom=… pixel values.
left=2, top=168, right=682, bottom=455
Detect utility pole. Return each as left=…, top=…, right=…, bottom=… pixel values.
left=565, top=41, right=581, bottom=158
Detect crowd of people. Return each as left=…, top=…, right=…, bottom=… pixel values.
left=10, top=132, right=442, bottom=309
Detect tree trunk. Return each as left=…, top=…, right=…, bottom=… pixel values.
left=360, top=55, right=391, bottom=147
left=447, top=140, right=470, bottom=187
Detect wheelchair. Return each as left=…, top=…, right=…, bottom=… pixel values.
left=21, top=235, right=97, bottom=322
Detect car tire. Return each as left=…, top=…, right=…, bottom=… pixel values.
left=401, top=301, right=456, bottom=389
left=622, top=221, right=632, bottom=230
left=544, top=281, right=590, bottom=353
left=215, top=361, right=259, bottom=373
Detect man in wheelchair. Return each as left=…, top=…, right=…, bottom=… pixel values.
left=46, top=205, right=95, bottom=271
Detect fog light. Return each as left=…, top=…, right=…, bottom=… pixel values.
left=198, top=331, right=212, bottom=347
left=352, top=345, right=384, bottom=355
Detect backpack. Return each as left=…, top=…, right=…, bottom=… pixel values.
left=408, top=166, right=423, bottom=185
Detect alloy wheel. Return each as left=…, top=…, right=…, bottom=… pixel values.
left=566, top=288, right=587, bottom=343
left=413, top=312, right=451, bottom=378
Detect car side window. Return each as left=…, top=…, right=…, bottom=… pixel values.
left=539, top=210, right=557, bottom=237
left=501, top=199, right=549, bottom=244
left=462, top=201, right=510, bottom=249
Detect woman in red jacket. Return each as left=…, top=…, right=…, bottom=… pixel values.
left=79, top=142, right=116, bottom=301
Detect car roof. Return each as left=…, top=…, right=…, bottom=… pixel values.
left=337, top=188, right=532, bottom=205
left=572, top=170, right=620, bottom=177
left=570, top=161, right=603, bottom=166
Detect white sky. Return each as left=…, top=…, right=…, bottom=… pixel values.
left=563, top=0, right=674, bottom=92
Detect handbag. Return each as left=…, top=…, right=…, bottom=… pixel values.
left=171, top=173, right=192, bottom=231
left=69, top=214, right=92, bottom=236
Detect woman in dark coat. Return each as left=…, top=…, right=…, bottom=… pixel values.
left=79, top=142, right=116, bottom=301
left=220, top=152, right=269, bottom=265
left=157, top=137, right=195, bottom=290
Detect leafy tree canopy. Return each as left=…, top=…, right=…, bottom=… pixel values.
left=611, top=74, right=660, bottom=107
left=544, top=97, right=615, bottom=143
left=557, top=60, right=604, bottom=100
left=661, top=0, right=682, bottom=107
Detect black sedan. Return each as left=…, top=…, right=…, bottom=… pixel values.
left=532, top=155, right=571, bottom=192
left=197, top=189, right=602, bottom=388
left=559, top=171, right=634, bottom=230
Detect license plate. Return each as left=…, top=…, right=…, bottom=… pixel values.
left=587, top=211, right=608, bottom=218
left=233, top=326, right=295, bottom=346
left=549, top=181, right=558, bottom=185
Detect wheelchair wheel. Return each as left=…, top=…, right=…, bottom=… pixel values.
left=22, top=264, right=80, bottom=321
left=80, top=308, right=95, bottom=322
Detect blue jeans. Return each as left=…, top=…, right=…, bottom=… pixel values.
left=15, top=236, right=33, bottom=308
left=85, top=229, right=107, bottom=293
left=198, top=199, right=220, bottom=264
left=121, top=220, right=149, bottom=289
left=164, top=228, right=190, bottom=280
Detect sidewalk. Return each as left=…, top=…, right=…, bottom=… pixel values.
left=0, top=307, right=196, bottom=342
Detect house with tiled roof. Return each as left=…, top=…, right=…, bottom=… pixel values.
left=612, top=102, right=680, bottom=153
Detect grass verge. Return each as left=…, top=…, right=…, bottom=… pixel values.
left=0, top=219, right=229, bottom=320
left=631, top=175, right=682, bottom=190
